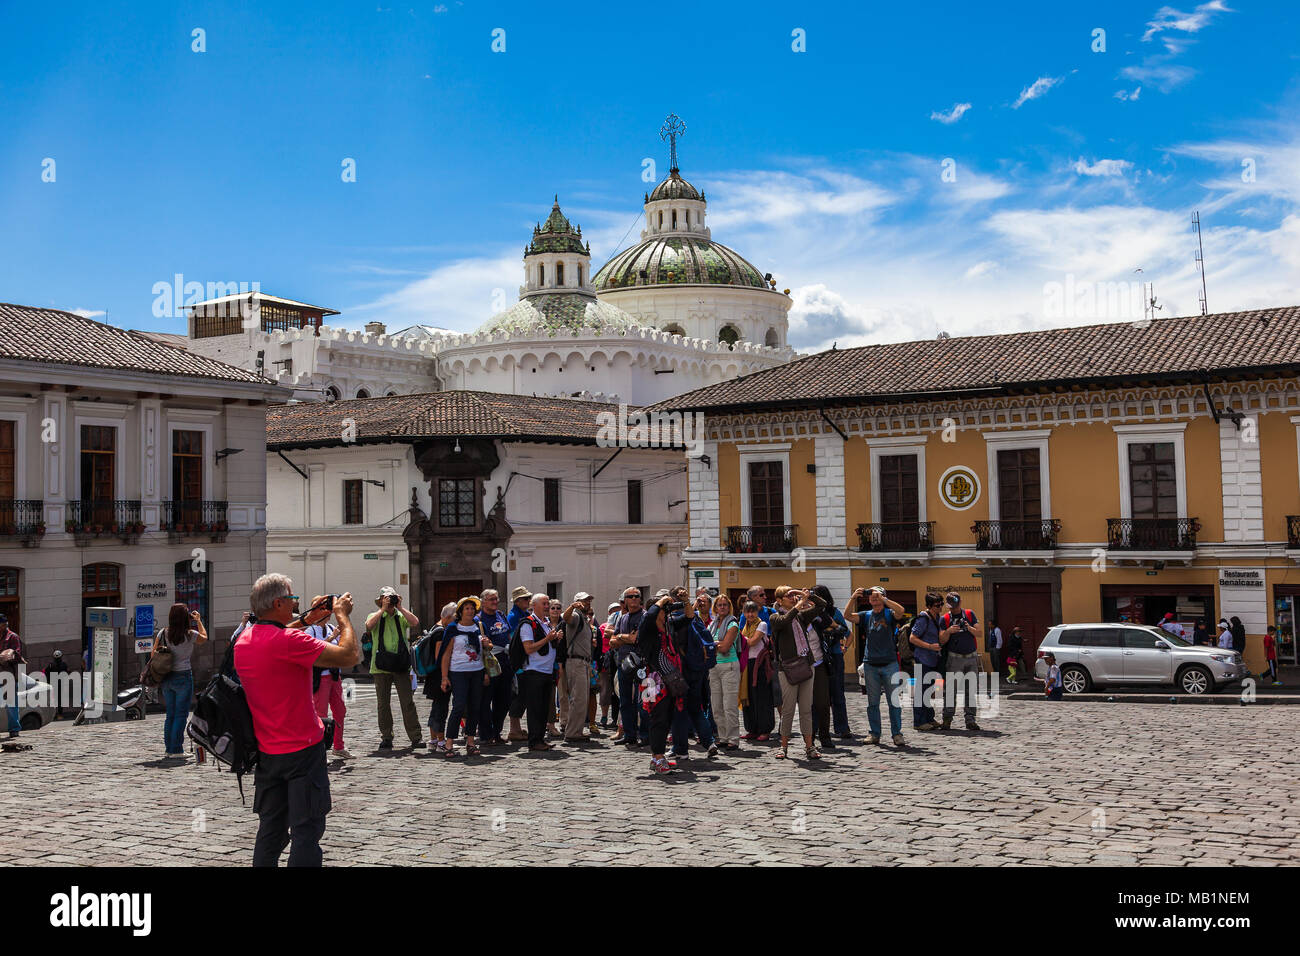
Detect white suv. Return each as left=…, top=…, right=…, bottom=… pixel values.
left=1035, top=623, right=1248, bottom=695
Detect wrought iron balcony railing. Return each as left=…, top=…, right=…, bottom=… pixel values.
left=0, top=499, right=45, bottom=537
left=66, top=499, right=143, bottom=536
left=726, top=524, right=798, bottom=554
left=973, top=518, right=1061, bottom=550
left=856, top=521, right=935, bottom=552
left=161, top=500, right=229, bottom=534
left=1106, top=517, right=1199, bottom=551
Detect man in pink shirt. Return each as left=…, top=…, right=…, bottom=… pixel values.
left=236, top=573, right=359, bottom=867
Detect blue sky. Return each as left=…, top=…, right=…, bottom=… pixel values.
left=3, top=0, right=1299, bottom=349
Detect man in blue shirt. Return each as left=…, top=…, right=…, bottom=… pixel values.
left=909, top=593, right=944, bottom=731
left=846, top=586, right=907, bottom=746
left=476, top=588, right=513, bottom=746
left=610, top=587, right=649, bottom=747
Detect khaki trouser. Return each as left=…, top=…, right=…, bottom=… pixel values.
left=778, top=671, right=813, bottom=740
left=564, top=657, right=591, bottom=739
left=710, top=658, right=741, bottom=745
left=374, top=672, right=423, bottom=745
left=941, top=652, right=981, bottom=724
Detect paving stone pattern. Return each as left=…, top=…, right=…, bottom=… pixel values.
left=1, top=693, right=1296, bottom=866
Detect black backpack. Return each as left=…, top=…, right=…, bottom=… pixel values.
left=507, top=614, right=547, bottom=675
left=187, top=640, right=260, bottom=803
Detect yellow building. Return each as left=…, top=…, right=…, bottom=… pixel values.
left=654, top=306, right=1300, bottom=676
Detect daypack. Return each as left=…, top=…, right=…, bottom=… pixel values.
left=507, top=614, right=547, bottom=675
left=187, top=640, right=259, bottom=803
left=896, top=620, right=914, bottom=667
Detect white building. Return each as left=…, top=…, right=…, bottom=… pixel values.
left=0, top=303, right=291, bottom=681
left=266, top=391, right=686, bottom=615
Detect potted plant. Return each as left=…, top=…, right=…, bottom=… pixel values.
left=91, top=523, right=103, bottom=535
left=35, top=523, right=46, bottom=537
left=65, top=519, right=75, bottom=533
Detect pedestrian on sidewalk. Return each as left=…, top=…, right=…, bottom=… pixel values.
left=423, top=603, right=456, bottom=754
left=1004, top=626, right=1023, bottom=684
left=909, top=593, right=944, bottom=731
left=1261, top=626, right=1279, bottom=684
left=1, top=613, right=26, bottom=741
left=440, top=596, right=488, bottom=757
left=561, top=592, right=596, bottom=743
left=365, top=587, right=423, bottom=752
left=708, top=593, right=741, bottom=749
left=155, top=604, right=207, bottom=760
left=1043, top=652, right=1063, bottom=700
left=938, top=592, right=982, bottom=731
left=518, top=593, right=559, bottom=752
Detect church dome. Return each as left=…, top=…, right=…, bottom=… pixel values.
left=647, top=170, right=702, bottom=202
left=593, top=235, right=768, bottom=290
left=527, top=198, right=588, bottom=256
left=476, top=292, right=645, bottom=338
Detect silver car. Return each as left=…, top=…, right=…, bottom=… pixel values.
left=0, top=673, right=59, bottom=732
left=1034, top=623, right=1249, bottom=695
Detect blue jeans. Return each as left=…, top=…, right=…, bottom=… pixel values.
left=5, top=704, right=20, bottom=737
left=861, top=660, right=903, bottom=738
left=162, top=671, right=194, bottom=754
left=671, top=671, right=714, bottom=755
left=617, top=664, right=650, bottom=744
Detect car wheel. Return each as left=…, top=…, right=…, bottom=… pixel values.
left=1061, top=665, right=1091, bottom=694
left=1178, top=665, right=1212, bottom=695
left=20, top=713, right=42, bottom=731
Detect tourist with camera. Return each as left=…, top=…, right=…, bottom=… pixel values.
left=610, top=587, right=649, bottom=747
left=475, top=588, right=513, bottom=747
left=637, top=591, right=688, bottom=774
left=939, top=591, right=983, bottom=731
left=518, top=593, right=559, bottom=751
left=236, top=575, right=360, bottom=867
left=767, top=586, right=827, bottom=761
left=365, top=586, right=423, bottom=751
left=847, top=586, right=907, bottom=746
left=305, top=597, right=350, bottom=761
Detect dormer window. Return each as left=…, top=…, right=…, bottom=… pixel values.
left=556, top=262, right=565, bottom=286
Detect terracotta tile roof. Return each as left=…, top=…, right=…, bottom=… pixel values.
left=0, top=303, right=273, bottom=385
left=650, top=306, right=1300, bottom=413
left=267, top=390, right=631, bottom=448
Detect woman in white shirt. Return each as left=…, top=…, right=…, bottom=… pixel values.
left=1217, top=619, right=1234, bottom=650
left=439, top=596, right=489, bottom=757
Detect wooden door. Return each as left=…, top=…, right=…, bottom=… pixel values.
left=433, top=579, right=484, bottom=619
left=994, top=582, right=1054, bottom=668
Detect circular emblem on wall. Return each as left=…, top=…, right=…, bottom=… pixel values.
left=939, top=465, right=981, bottom=511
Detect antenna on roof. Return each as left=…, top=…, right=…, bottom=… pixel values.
left=1143, top=283, right=1163, bottom=325
left=1192, top=211, right=1208, bottom=316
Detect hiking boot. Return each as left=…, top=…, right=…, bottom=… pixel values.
left=916, top=722, right=938, bottom=731
left=966, top=721, right=982, bottom=732
left=868, top=734, right=880, bottom=744
left=892, top=734, right=907, bottom=747
left=707, top=744, right=718, bottom=758
left=940, top=718, right=952, bottom=730
left=378, top=739, right=392, bottom=751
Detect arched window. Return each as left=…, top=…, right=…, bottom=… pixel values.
left=765, top=327, right=779, bottom=347
left=577, top=266, right=583, bottom=286
left=355, top=388, right=370, bottom=399
left=556, top=262, right=565, bottom=286
left=658, top=211, right=663, bottom=228
left=663, top=323, right=686, bottom=336
left=718, top=325, right=740, bottom=347
left=538, top=264, right=545, bottom=286
left=671, top=209, right=678, bottom=229
left=324, top=385, right=340, bottom=402
left=385, top=389, right=398, bottom=397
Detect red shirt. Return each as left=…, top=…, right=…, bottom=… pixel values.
left=235, top=622, right=326, bottom=755
left=1264, top=633, right=1276, bottom=661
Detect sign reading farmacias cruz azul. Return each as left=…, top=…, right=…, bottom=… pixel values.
left=938, top=465, right=981, bottom=511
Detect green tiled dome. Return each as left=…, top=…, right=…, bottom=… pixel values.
left=476, top=293, right=646, bottom=337
left=647, top=170, right=703, bottom=202
left=526, top=198, right=588, bottom=256
left=593, top=236, right=768, bottom=290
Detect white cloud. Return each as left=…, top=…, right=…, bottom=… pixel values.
left=930, top=102, right=971, bottom=125
left=964, top=260, right=999, bottom=280
left=72, top=309, right=105, bottom=319
left=1073, top=158, right=1133, bottom=177
left=1114, top=86, right=1142, bottom=101
left=1012, top=75, right=1062, bottom=109
left=1119, top=62, right=1195, bottom=92
left=1142, top=1, right=1233, bottom=52
left=347, top=249, right=520, bottom=331
left=703, top=169, right=894, bottom=231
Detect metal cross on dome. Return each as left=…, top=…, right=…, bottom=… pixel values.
left=660, top=113, right=686, bottom=171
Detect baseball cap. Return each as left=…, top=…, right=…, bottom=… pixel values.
left=574, top=591, right=593, bottom=602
